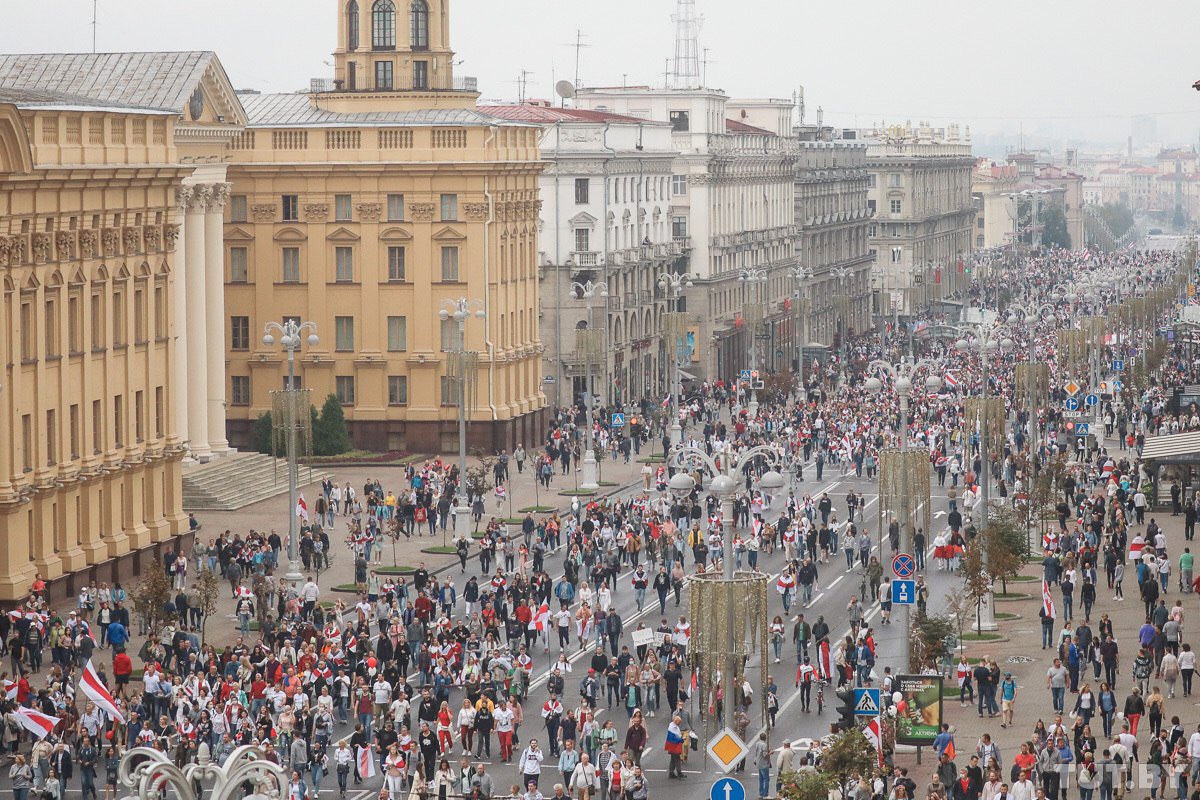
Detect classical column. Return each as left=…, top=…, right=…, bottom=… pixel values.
left=172, top=189, right=190, bottom=457
left=205, top=183, right=230, bottom=454
left=183, top=185, right=211, bottom=460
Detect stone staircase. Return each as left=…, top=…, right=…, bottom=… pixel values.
left=182, top=452, right=332, bottom=511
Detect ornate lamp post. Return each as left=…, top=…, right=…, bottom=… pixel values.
left=658, top=271, right=695, bottom=447
left=1004, top=302, right=1059, bottom=450
left=738, top=267, right=769, bottom=417
left=668, top=443, right=785, bottom=731
left=830, top=265, right=853, bottom=362
left=262, top=318, right=319, bottom=591
left=786, top=266, right=813, bottom=401
left=865, top=358, right=942, bottom=667
left=568, top=281, right=608, bottom=492
left=439, top=298, right=485, bottom=541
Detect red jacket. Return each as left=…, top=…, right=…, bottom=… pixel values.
left=112, top=651, right=133, bottom=678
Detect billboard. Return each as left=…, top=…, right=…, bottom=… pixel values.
left=895, top=675, right=943, bottom=746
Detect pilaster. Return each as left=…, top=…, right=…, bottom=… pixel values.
left=183, top=186, right=211, bottom=460
left=204, top=183, right=231, bottom=453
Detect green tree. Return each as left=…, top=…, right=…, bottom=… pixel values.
left=910, top=612, right=956, bottom=673
left=958, top=540, right=992, bottom=633
left=819, top=729, right=877, bottom=798
left=1094, top=203, right=1135, bottom=242
left=194, top=566, right=221, bottom=645
left=252, top=411, right=275, bottom=456
left=313, top=393, right=350, bottom=456
left=777, top=770, right=833, bottom=800
left=1039, top=204, right=1072, bottom=249
left=984, top=506, right=1028, bottom=593
left=129, top=563, right=174, bottom=635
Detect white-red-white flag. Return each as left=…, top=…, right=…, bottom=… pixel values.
left=1041, top=579, right=1056, bottom=620
left=80, top=659, right=125, bottom=724
left=2, top=679, right=16, bottom=700
left=15, top=706, right=60, bottom=739
left=296, top=494, right=309, bottom=521
left=530, top=602, right=550, bottom=632
left=357, top=745, right=377, bottom=779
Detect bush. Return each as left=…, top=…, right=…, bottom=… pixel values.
left=778, top=770, right=832, bottom=800
left=252, top=412, right=275, bottom=456
left=314, top=393, right=350, bottom=456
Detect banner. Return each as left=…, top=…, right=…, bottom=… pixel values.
left=895, top=674, right=943, bottom=746
left=631, top=628, right=657, bottom=648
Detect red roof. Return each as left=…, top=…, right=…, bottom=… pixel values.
left=725, top=118, right=774, bottom=135
left=477, top=104, right=649, bottom=124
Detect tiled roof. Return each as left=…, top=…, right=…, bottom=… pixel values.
left=0, top=52, right=217, bottom=112
left=726, top=118, right=774, bottom=135
left=242, top=93, right=533, bottom=128
left=477, top=104, right=649, bottom=124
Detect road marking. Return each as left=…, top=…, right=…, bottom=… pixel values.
left=827, top=575, right=844, bottom=589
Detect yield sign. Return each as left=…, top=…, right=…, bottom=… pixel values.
left=1063, top=381, right=1081, bottom=396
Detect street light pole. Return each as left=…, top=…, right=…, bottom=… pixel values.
left=439, top=298, right=485, bottom=541
left=568, top=281, right=609, bottom=492
left=738, top=268, right=768, bottom=417
left=658, top=271, right=696, bottom=447
left=787, top=266, right=813, bottom=403
left=831, top=266, right=852, bottom=365
left=262, top=319, right=320, bottom=591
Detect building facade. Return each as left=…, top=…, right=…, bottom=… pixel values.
left=0, top=90, right=191, bottom=602
left=573, top=87, right=800, bottom=384
left=477, top=104, right=681, bottom=408
left=222, top=0, right=547, bottom=453
left=864, top=124, right=975, bottom=318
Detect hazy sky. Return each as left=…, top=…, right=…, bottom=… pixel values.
left=3, top=0, right=1199, bottom=149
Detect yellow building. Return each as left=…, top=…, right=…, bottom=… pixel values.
left=0, top=88, right=190, bottom=602
left=223, top=0, right=547, bottom=452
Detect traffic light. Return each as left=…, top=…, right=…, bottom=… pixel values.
left=835, top=688, right=856, bottom=732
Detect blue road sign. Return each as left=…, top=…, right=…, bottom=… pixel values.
left=1084, top=393, right=1099, bottom=407
left=1113, top=359, right=1125, bottom=371
left=854, top=688, right=882, bottom=716
left=611, top=413, right=626, bottom=428
left=711, top=778, right=746, bottom=800
left=892, top=553, right=916, bottom=578
left=739, top=369, right=752, bottom=382
left=891, top=579, right=916, bottom=605
left=1113, top=380, right=1124, bottom=391
left=1065, top=397, right=1080, bottom=411
left=1075, top=423, right=1090, bottom=437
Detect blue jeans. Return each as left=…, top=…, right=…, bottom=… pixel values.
left=358, top=713, right=372, bottom=740
left=759, top=767, right=770, bottom=799
left=1050, top=686, right=1065, bottom=712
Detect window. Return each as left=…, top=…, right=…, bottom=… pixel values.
left=976, top=234, right=985, bottom=248
left=44, top=297, right=59, bottom=357
left=439, top=317, right=459, bottom=351
left=69, top=404, right=80, bottom=459
left=866, top=174, right=876, bottom=188
left=890, top=199, right=902, bottom=215
left=230, top=316, right=250, bottom=351
left=91, top=400, right=102, bottom=454
left=230, top=375, right=251, bottom=406
left=669, top=111, right=689, bottom=132
left=891, top=247, right=903, bottom=264
left=133, top=287, right=146, bottom=343
left=387, top=193, right=404, bottom=221
left=375, top=60, right=394, bottom=90
left=21, top=415, right=32, bottom=471
left=574, top=178, right=589, bottom=204
left=388, top=375, right=409, bottom=406
left=410, top=0, right=429, bottom=49
left=867, top=199, right=876, bottom=215
left=334, top=316, right=355, bottom=351
left=412, top=60, right=428, bottom=90
left=888, top=173, right=902, bottom=188
left=282, top=194, right=299, bottom=222
left=440, top=375, right=460, bottom=406
left=20, top=301, right=34, bottom=360
left=672, top=216, right=688, bottom=240
left=335, top=194, right=353, bottom=221
left=113, top=395, right=124, bottom=447
left=282, top=247, right=301, bottom=282
left=387, top=246, right=406, bottom=281
left=230, top=195, right=248, bottom=222
left=440, top=246, right=459, bottom=281
left=440, top=193, right=457, bottom=221
left=387, top=316, right=408, bottom=351
left=46, top=409, right=57, bottom=464
left=283, top=375, right=302, bottom=391
left=155, top=386, right=164, bottom=438
left=574, top=229, right=589, bottom=253
left=229, top=246, right=248, bottom=282
left=90, top=292, right=104, bottom=349
left=112, top=288, right=125, bottom=346
left=134, top=391, right=144, bottom=443
left=68, top=293, right=81, bottom=353
left=335, top=375, right=357, bottom=406
left=671, top=175, right=688, bottom=196
left=347, top=0, right=360, bottom=49
left=371, top=0, right=396, bottom=49
left=976, top=217, right=985, bottom=229
left=335, top=247, right=354, bottom=282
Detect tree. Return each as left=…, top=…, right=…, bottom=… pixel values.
left=313, top=393, right=350, bottom=456
left=252, top=412, right=275, bottom=456
left=777, top=770, right=833, bottom=800
left=194, top=566, right=221, bottom=645
left=1039, top=204, right=1072, bottom=249
left=819, top=728, right=878, bottom=798
left=1094, top=203, right=1135, bottom=242
left=464, top=453, right=497, bottom=502
left=958, top=540, right=992, bottom=633
left=759, top=368, right=798, bottom=405
left=910, top=612, right=956, bottom=673
left=984, top=506, right=1028, bottom=594
left=129, top=563, right=174, bottom=635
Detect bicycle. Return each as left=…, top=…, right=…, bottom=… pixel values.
left=816, top=680, right=825, bottom=714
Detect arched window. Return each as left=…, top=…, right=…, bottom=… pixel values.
left=346, top=0, right=360, bottom=50
left=371, top=0, right=396, bottom=50
left=410, top=0, right=429, bottom=50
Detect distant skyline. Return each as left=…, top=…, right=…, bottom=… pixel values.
left=3, top=0, right=1199, bottom=151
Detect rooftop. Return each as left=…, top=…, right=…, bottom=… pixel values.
left=243, top=92, right=533, bottom=128
left=0, top=85, right=167, bottom=114
left=476, top=104, right=652, bottom=125
left=725, top=118, right=774, bottom=135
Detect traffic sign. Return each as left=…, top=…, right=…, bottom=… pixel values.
left=1084, top=393, right=1099, bottom=407
left=1113, top=359, right=1125, bottom=371
left=854, top=688, right=881, bottom=715
left=707, top=728, right=749, bottom=774
left=1113, top=380, right=1124, bottom=391
left=891, top=579, right=916, bottom=605
left=1064, top=397, right=1080, bottom=412
left=892, top=553, right=916, bottom=578
left=739, top=369, right=752, bottom=382
left=711, top=778, right=746, bottom=800
left=1064, top=411, right=1083, bottom=418
left=611, top=413, right=626, bottom=428
left=1063, top=381, right=1081, bottom=396
left=1075, top=423, right=1090, bottom=437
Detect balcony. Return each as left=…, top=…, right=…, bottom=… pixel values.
left=572, top=251, right=601, bottom=267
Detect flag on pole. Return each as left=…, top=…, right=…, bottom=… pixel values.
left=296, top=493, right=309, bottom=521
left=1, top=679, right=16, bottom=700
left=80, top=659, right=126, bottom=724
left=863, top=717, right=883, bottom=766
left=1041, top=579, right=1056, bottom=620
left=943, top=371, right=959, bottom=391
left=15, top=706, right=60, bottom=739
left=530, top=602, right=550, bottom=632
left=357, top=745, right=377, bottom=779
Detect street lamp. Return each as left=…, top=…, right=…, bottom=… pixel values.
left=439, top=298, right=485, bottom=541
left=1004, top=303, right=1059, bottom=449
left=261, top=319, right=320, bottom=591
left=738, top=268, right=769, bottom=417
left=830, top=266, right=853, bottom=363
left=669, top=441, right=785, bottom=731
left=658, top=271, right=695, bottom=447
left=786, top=266, right=813, bottom=402
left=568, top=281, right=609, bottom=492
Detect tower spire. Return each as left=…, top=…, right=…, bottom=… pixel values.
left=669, top=0, right=701, bottom=89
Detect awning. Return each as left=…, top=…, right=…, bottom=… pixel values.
left=1141, top=431, right=1200, bottom=463
left=677, top=368, right=698, bottom=381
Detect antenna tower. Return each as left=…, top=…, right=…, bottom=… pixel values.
left=669, top=0, right=702, bottom=89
